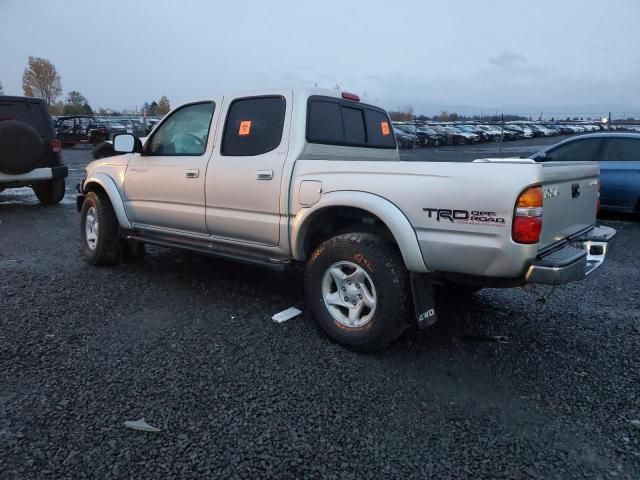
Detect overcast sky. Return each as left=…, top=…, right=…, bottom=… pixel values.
left=2, top=0, right=639, bottom=116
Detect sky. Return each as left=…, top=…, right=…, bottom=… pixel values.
left=2, top=0, right=639, bottom=117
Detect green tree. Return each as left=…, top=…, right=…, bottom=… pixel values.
left=22, top=56, right=63, bottom=106
left=0, top=80, right=4, bottom=95
left=157, top=95, right=171, bottom=115
left=148, top=101, right=158, bottom=116
left=49, top=101, right=64, bottom=116
left=63, top=91, right=93, bottom=115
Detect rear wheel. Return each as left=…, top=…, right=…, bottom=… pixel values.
left=80, top=191, right=121, bottom=266
left=33, top=178, right=65, bottom=204
left=305, top=233, right=409, bottom=352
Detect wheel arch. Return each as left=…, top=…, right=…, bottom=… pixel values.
left=291, top=191, right=428, bottom=273
left=83, top=173, right=132, bottom=229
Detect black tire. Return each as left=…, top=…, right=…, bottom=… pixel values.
left=0, top=120, right=43, bottom=174
left=92, top=141, right=116, bottom=159
left=80, top=190, right=121, bottom=266
left=33, top=178, right=65, bottom=205
left=305, top=233, right=409, bottom=352
left=91, top=134, right=107, bottom=146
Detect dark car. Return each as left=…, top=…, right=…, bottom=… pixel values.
left=0, top=96, right=68, bottom=204
left=532, top=133, right=640, bottom=215
left=54, top=115, right=110, bottom=147
left=393, top=127, right=416, bottom=149
left=417, top=126, right=447, bottom=146
left=432, top=126, right=468, bottom=145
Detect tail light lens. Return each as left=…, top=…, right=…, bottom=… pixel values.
left=596, top=179, right=601, bottom=215
left=513, top=186, right=543, bottom=244
left=50, top=139, right=62, bottom=153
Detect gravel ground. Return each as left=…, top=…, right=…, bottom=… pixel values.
left=0, top=146, right=638, bottom=479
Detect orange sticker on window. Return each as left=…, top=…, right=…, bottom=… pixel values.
left=381, top=121, right=390, bottom=136
left=239, top=120, right=252, bottom=136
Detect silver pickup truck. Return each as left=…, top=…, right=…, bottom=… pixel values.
left=76, top=88, right=615, bottom=351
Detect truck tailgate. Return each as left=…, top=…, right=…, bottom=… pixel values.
left=538, top=162, right=599, bottom=248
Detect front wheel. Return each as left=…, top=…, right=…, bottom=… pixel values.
left=305, top=233, right=409, bottom=352
left=33, top=178, right=65, bottom=204
left=80, top=190, right=121, bottom=266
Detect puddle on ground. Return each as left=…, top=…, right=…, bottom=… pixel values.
left=0, top=187, right=75, bottom=206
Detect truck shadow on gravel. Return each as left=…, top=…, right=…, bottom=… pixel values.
left=124, top=246, right=525, bottom=351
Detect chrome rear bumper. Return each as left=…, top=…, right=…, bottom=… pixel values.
left=526, top=226, right=616, bottom=285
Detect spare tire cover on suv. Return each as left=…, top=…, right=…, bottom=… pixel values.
left=0, top=120, right=43, bottom=174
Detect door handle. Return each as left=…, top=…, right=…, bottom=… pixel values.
left=255, top=169, right=273, bottom=181
left=184, top=169, right=200, bottom=178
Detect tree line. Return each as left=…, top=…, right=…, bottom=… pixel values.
left=7, top=56, right=171, bottom=117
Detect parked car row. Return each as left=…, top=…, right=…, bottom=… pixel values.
left=51, top=115, right=162, bottom=147
left=391, top=120, right=639, bottom=148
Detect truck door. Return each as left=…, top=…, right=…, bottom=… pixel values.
left=205, top=92, right=291, bottom=246
left=123, top=101, right=217, bottom=234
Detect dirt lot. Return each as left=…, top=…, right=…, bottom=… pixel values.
left=1, top=145, right=639, bottom=479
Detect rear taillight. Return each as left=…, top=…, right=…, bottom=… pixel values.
left=513, top=186, right=543, bottom=244
left=596, top=179, right=601, bottom=214
left=50, top=139, right=62, bottom=153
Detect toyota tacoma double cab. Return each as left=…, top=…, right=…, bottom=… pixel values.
left=76, top=88, right=615, bottom=351
left=0, top=96, right=68, bottom=204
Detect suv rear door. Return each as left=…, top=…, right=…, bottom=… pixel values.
left=205, top=92, right=291, bottom=246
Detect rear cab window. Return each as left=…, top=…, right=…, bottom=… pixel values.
left=306, top=95, right=396, bottom=149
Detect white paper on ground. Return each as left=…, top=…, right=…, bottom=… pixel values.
left=124, top=418, right=160, bottom=432
left=272, top=307, right=302, bottom=323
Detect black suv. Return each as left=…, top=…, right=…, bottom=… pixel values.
left=54, top=115, right=110, bottom=147
left=0, top=96, right=68, bottom=204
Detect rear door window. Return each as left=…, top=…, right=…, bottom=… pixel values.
left=545, top=138, right=603, bottom=162
left=221, top=96, right=286, bottom=156
left=306, top=96, right=396, bottom=149
left=600, top=138, right=640, bottom=161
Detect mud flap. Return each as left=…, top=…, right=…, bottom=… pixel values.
left=410, top=273, right=438, bottom=329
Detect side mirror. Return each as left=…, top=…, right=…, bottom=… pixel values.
left=113, top=133, right=142, bottom=154
left=535, top=151, right=548, bottom=162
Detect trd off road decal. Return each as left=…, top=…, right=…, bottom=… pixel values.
left=423, top=208, right=506, bottom=226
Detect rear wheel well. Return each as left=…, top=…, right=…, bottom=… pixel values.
left=303, top=207, right=397, bottom=259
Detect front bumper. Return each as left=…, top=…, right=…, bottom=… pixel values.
left=526, top=226, right=616, bottom=285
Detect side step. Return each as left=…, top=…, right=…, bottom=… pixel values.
left=126, top=231, right=291, bottom=270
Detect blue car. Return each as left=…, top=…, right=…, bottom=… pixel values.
left=531, top=133, right=640, bottom=214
